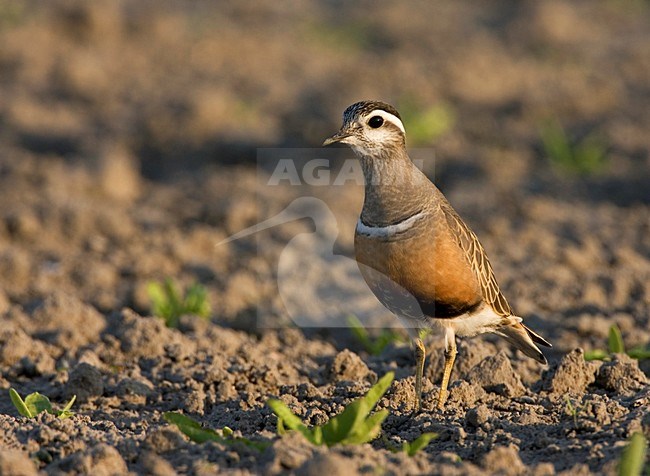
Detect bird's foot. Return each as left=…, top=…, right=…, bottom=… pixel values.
left=412, top=394, right=422, bottom=414
left=436, top=388, right=448, bottom=410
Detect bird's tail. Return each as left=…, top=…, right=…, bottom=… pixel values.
left=496, top=320, right=551, bottom=364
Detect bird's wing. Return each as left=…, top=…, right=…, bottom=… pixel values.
left=440, top=200, right=513, bottom=317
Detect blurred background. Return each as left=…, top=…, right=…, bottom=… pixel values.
left=1, top=1, right=648, bottom=182
left=0, top=0, right=648, bottom=350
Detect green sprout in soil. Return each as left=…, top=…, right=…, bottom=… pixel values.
left=539, top=118, right=608, bottom=176
left=584, top=324, right=650, bottom=362
left=163, top=412, right=269, bottom=451
left=564, top=395, right=585, bottom=429
left=9, top=388, right=76, bottom=419
left=398, top=99, right=455, bottom=146
left=385, top=432, right=438, bottom=456
left=347, top=315, right=405, bottom=356
left=267, top=372, right=393, bottom=447
left=618, top=432, right=647, bottom=476
left=147, top=278, right=211, bottom=328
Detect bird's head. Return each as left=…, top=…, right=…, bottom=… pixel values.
left=323, top=100, right=406, bottom=157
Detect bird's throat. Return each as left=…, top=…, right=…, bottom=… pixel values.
left=358, top=152, right=431, bottom=227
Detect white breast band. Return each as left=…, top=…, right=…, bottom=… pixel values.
left=356, top=210, right=426, bottom=237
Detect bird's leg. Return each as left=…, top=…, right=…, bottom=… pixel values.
left=437, top=328, right=457, bottom=410
left=414, top=337, right=425, bottom=412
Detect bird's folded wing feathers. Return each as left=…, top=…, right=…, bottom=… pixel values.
left=441, top=201, right=513, bottom=318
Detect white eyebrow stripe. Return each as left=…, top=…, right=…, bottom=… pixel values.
left=366, top=109, right=405, bottom=134
left=356, top=210, right=426, bottom=237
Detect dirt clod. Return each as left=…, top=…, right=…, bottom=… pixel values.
left=465, top=404, right=490, bottom=428
left=29, top=292, right=106, bottom=349
left=143, top=429, right=186, bottom=454
left=65, top=362, right=104, bottom=402
left=328, top=349, right=375, bottom=383
left=296, top=452, right=359, bottom=476
left=0, top=449, right=39, bottom=476
left=482, top=445, right=525, bottom=476
left=267, top=432, right=313, bottom=473
left=136, top=451, right=177, bottom=476
left=0, top=322, right=56, bottom=375
left=542, top=349, right=598, bottom=396
left=448, top=380, right=487, bottom=408
left=50, top=444, right=128, bottom=476
left=595, top=354, right=648, bottom=396
left=467, top=351, right=526, bottom=397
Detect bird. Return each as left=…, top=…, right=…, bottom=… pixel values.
left=323, top=100, right=551, bottom=411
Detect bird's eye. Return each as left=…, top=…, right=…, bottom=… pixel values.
left=368, top=116, right=384, bottom=128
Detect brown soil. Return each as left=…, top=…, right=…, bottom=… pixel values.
left=1, top=1, right=649, bottom=475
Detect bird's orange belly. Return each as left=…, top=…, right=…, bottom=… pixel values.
left=354, top=231, right=482, bottom=318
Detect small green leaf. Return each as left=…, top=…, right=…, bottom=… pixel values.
left=24, top=393, right=53, bottom=417
left=541, top=119, right=571, bottom=164
left=147, top=282, right=166, bottom=311
left=277, top=415, right=286, bottom=435
left=185, top=284, right=211, bottom=318
left=340, top=409, right=389, bottom=445
left=539, top=118, right=607, bottom=176
left=10, top=389, right=76, bottom=419
left=399, top=99, right=456, bottom=146
left=347, top=316, right=403, bottom=356
left=618, top=432, right=647, bottom=476
left=311, top=426, right=323, bottom=446
left=321, top=372, right=393, bottom=445
left=163, top=278, right=182, bottom=308
left=164, top=412, right=225, bottom=444
left=267, top=400, right=320, bottom=445
left=57, top=395, right=76, bottom=419
left=221, top=425, right=270, bottom=451
left=164, top=412, right=268, bottom=451
left=268, top=372, right=394, bottom=447
left=347, top=315, right=371, bottom=348
left=148, top=279, right=211, bottom=327
left=9, top=389, right=32, bottom=417
left=608, top=325, right=625, bottom=354
left=403, top=432, right=437, bottom=456
left=627, top=347, right=650, bottom=360
left=583, top=349, right=610, bottom=361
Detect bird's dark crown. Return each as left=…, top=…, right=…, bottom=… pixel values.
left=342, top=100, right=401, bottom=125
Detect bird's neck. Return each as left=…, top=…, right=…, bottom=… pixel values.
left=358, top=148, right=432, bottom=226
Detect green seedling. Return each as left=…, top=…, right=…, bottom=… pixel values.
left=147, top=278, right=211, bottom=327
left=539, top=118, right=608, bottom=176
left=618, top=432, right=647, bottom=476
left=564, top=395, right=585, bottom=428
left=9, top=389, right=76, bottom=419
left=401, top=432, right=437, bottom=456
left=347, top=315, right=405, bottom=355
left=268, top=372, right=393, bottom=447
left=627, top=347, right=650, bottom=360
left=385, top=432, right=438, bottom=456
left=608, top=324, right=625, bottom=353
left=399, top=99, right=455, bottom=146
left=163, top=412, right=269, bottom=451
left=584, top=324, right=650, bottom=362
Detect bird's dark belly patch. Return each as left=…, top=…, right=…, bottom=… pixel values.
left=416, top=297, right=482, bottom=318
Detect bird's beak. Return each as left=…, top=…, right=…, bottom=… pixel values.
left=322, top=130, right=350, bottom=146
